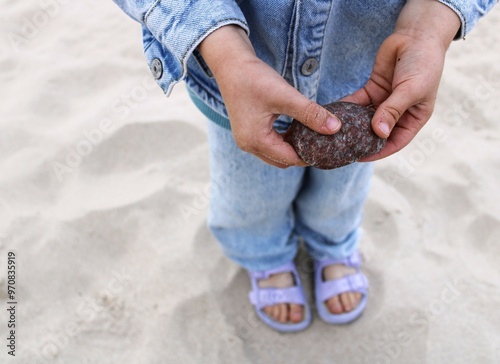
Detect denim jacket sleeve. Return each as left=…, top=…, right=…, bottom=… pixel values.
left=112, top=0, right=497, bottom=101
left=112, top=0, right=249, bottom=95
left=437, top=0, right=498, bottom=39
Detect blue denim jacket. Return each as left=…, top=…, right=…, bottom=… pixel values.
left=113, top=0, right=496, bottom=130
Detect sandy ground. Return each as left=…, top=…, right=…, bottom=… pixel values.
left=1, top=1, right=499, bottom=363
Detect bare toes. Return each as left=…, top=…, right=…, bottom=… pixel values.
left=327, top=295, right=343, bottom=314
left=270, top=305, right=280, bottom=321
left=278, top=303, right=287, bottom=323
left=263, top=306, right=273, bottom=318
left=340, top=292, right=354, bottom=312
left=289, top=304, right=303, bottom=323
left=352, top=293, right=361, bottom=308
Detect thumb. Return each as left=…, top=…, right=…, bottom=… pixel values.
left=371, top=87, right=415, bottom=138
left=276, top=88, right=341, bottom=135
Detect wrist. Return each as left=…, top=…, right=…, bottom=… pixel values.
left=197, top=25, right=256, bottom=78
left=395, top=0, right=461, bottom=50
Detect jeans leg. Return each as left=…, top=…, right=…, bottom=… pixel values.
left=294, top=162, right=374, bottom=260
left=206, top=121, right=305, bottom=271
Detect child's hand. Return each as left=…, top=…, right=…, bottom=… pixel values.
left=198, top=26, right=341, bottom=168
left=342, top=0, right=461, bottom=162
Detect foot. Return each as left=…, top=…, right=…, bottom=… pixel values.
left=257, top=272, right=304, bottom=324
left=322, top=263, right=362, bottom=314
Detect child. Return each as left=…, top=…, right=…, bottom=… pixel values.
left=113, top=0, right=496, bottom=332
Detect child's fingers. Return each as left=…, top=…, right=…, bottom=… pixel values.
left=370, top=79, right=429, bottom=139
left=359, top=122, right=414, bottom=161
left=340, top=87, right=374, bottom=106
left=252, top=130, right=308, bottom=168
left=273, top=87, right=342, bottom=135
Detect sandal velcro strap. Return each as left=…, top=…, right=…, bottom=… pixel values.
left=344, top=251, right=362, bottom=267
left=249, top=286, right=306, bottom=309
left=316, top=272, right=368, bottom=303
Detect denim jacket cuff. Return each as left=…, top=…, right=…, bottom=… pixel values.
left=436, top=0, right=497, bottom=40
left=144, top=0, right=249, bottom=95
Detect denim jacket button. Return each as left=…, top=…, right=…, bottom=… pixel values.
left=301, top=58, right=319, bottom=76
left=150, top=58, right=163, bottom=79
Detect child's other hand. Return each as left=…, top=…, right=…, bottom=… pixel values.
left=342, top=0, right=461, bottom=162
left=198, top=25, right=341, bottom=168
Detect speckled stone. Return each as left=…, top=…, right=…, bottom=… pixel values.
left=284, top=101, right=386, bottom=169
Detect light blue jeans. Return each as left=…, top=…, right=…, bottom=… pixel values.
left=206, top=121, right=374, bottom=272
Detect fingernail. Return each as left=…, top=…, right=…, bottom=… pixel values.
left=326, top=116, right=340, bottom=131
left=379, top=121, right=391, bottom=137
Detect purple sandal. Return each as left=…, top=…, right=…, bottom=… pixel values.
left=248, top=261, right=312, bottom=332
left=314, top=251, right=368, bottom=324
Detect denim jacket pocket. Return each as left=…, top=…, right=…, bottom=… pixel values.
left=191, top=49, right=214, bottom=78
